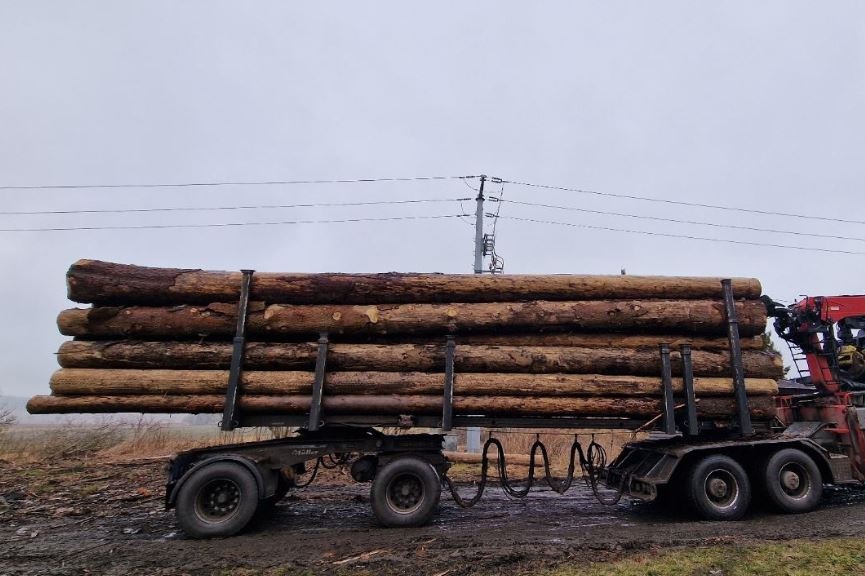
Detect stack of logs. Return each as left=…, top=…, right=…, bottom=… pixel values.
left=27, top=260, right=783, bottom=425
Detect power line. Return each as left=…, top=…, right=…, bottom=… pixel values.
left=0, top=174, right=477, bottom=191
left=0, top=213, right=470, bottom=233
left=501, top=215, right=865, bottom=256
left=0, top=197, right=471, bottom=216
left=503, top=199, right=865, bottom=243
left=504, top=179, right=865, bottom=225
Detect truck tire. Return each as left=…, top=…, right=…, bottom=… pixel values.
left=175, top=461, right=260, bottom=538
left=686, top=454, right=751, bottom=521
left=762, top=448, right=823, bottom=514
left=370, top=457, right=441, bottom=528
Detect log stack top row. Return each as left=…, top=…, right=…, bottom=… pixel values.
left=67, top=259, right=763, bottom=305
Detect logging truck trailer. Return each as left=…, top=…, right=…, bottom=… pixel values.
left=162, top=289, right=865, bottom=538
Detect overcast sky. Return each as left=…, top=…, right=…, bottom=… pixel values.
left=1, top=2, right=863, bottom=398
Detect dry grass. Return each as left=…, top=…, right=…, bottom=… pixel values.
left=0, top=402, right=15, bottom=440
left=0, top=418, right=300, bottom=463
left=0, top=421, right=643, bottom=476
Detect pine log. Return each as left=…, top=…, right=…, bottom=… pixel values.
left=49, top=369, right=780, bottom=397
left=26, top=393, right=777, bottom=419
left=57, top=299, right=768, bottom=339
left=444, top=333, right=765, bottom=350
left=66, top=259, right=763, bottom=305
left=443, top=451, right=532, bottom=466
left=56, top=341, right=783, bottom=378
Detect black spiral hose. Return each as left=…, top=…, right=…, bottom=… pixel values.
left=443, top=435, right=627, bottom=508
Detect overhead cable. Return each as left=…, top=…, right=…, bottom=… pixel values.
left=503, top=199, right=865, bottom=242
left=0, top=175, right=477, bottom=191
left=501, top=215, right=865, bottom=256
left=504, top=179, right=865, bottom=225
left=0, top=198, right=471, bottom=216
left=0, top=213, right=470, bottom=233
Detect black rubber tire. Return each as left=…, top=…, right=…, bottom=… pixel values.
left=686, top=454, right=751, bottom=521
left=370, top=457, right=441, bottom=528
left=762, top=448, right=823, bottom=514
left=175, top=461, right=260, bottom=538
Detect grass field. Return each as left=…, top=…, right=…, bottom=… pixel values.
left=545, top=538, right=865, bottom=576
left=211, top=538, right=865, bottom=576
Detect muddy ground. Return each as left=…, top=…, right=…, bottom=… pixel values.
left=2, top=459, right=865, bottom=576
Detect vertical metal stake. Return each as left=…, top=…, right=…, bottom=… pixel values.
left=442, top=336, right=456, bottom=431
left=659, top=344, right=677, bottom=435
left=681, top=344, right=699, bottom=436
left=308, top=331, right=329, bottom=432
left=221, top=269, right=254, bottom=431
left=722, top=279, right=753, bottom=436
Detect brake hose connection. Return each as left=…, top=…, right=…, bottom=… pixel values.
left=442, top=435, right=628, bottom=507
left=294, top=453, right=352, bottom=488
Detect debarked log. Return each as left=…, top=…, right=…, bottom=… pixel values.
left=48, top=369, right=780, bottom=397
left=56, top=341, right=783, bottom=378
left=66, top=259, right=763, bottom=305
left=26, top=393, right=777, bottom=420
left=57, top=299, right=768, bottom=339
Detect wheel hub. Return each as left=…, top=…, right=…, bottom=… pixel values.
left=387, top=474, right=424, bottom=513
left=778, top=462, right=809, bottom=498
left=781, top=470, right=801, bottom=492
left=196, top=479, right=241, bottom=520
left=704, top=468, right=739, bottom=509
left=708, top=478, right=728, bottom=499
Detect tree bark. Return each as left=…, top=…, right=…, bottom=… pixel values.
left=67, top=259, right=763, bottom=305
left=26, top=393, right=777, bottom=419
left=443, top=333, right=765, bottom=350
left=56, top=340, right=783, bottom=378
left=48, top=368, right=779, bottom=397
left=57, top=299, right=768, bottom=339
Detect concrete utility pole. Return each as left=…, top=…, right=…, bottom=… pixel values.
left=466, top=174, right=487, bottom=452
left=473, top=175, right=487, bottom=274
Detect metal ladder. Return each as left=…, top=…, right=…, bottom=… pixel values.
left=785, top=340, right=811, bottom=379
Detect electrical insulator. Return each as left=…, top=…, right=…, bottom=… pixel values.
left=482, top=233, right=495, bottom=256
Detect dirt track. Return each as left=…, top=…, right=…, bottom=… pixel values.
left=2, top=459, right=865, bottom=575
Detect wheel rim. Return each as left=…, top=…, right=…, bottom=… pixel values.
left=777, top=462, right=811, bottom=500
left=385, top=472, right=425, bottom=515
left=194, top=478, right=242, bottom=523
left=703, top=468, right=739, bottom=511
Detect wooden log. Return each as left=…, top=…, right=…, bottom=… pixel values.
left=48, top=369, right=780, bottom=397
left=443, top=451, right=532, bottom=466
left=57, top=299, right=768, bottom=339
left=173, top=332, right=764, bottom=349
left=56, top=341, right=783, bottom=378
left=447, top=333, right=765, bottom=350
left=66, top=259, right=763, bottom=305
left=26, top=393, right=777, bottom=419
